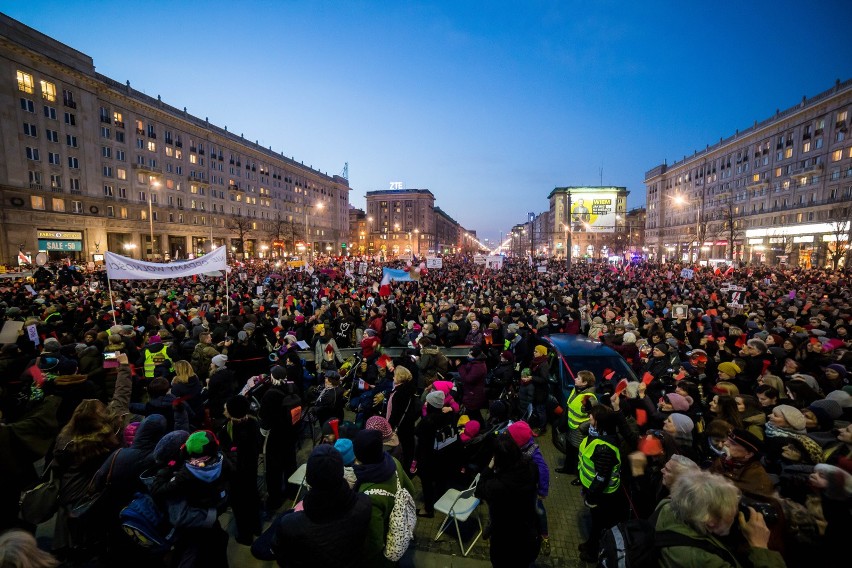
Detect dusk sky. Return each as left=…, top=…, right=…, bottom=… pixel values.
left=4, top=1, right=850, bottom=242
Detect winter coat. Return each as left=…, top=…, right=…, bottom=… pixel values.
left=459, top=358, right=488, bottom=411
left=356, top=456, right=415, bottom=568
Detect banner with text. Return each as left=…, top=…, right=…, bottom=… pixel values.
left=105, top=246, right=227, bottom=280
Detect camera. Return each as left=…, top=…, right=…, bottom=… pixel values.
left=738, top=497, right=778, bottom=526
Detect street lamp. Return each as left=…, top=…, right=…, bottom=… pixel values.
left=305, top=201, right=324, bottom=263
left=149, top=180, right=160, bottom=260
left=561, top=223, right=570, bottom=269
left=413, top=228, right=420, bottom=256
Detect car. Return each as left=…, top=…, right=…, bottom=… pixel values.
left=536, top=334, right=638, bottom=453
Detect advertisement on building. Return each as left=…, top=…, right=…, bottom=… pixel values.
left=570, top=192, right=616, bottom=233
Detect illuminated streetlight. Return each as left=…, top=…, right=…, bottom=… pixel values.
left=149, top=180, right=160, bottom=259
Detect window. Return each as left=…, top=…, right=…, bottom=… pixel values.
left=102, top=146, right=112, bottom=158
left=138, top=191, right=147, bottom=202
left=101, top=127, right=111, bottom=139
left=165, top=147, right=173, bottom=157
left=136, top=139, right=144, bottom=149
left=17, top=70, right=34, bottom=93
left=103, top=166, right=113, bottom=177
left=69, top=178, right=80, bottom=191
left=115, top=131, right=125, bottom=143
left=116, top=150, right=125, bottom=161
left=107, top=206, right=115, bottom=218
left=175, top=166, right=183, bottom=175
left=117, top=168, right=126, bottom=180
left=140, top=209, right=147, bottom=221
left=838, top=131, right=847, bottom=142
left=31, top=196, right=45, bottom=210
left=50, top=174, right=61, bottom=189
left=119, top=207, right=127, bottom=219
left=28, top=171, right=41, bottom=187
left=72, top=200, right=82, bottom=213
left=43, top=129, right=57, bottom=143
left=785, top=147, right=793, bottom=159
left=103, top=185, right=113, bottom=197
left=26, top=147, right=40, bottom=161
left=20, top=98, right=35, bottom=112
left=190, top=154, right=197, bottom=164
left=52, top=198, right=64, bottom=212
left=149, top=158, right=157, bottom=168
left=803, top=140, right=811, bottom=153
left=66, top=135, right=78, bottom=147
left=117, top=187, right=126, bottom=199
left=23, top=122, right=37, bottom=137
left=147, top=141, right=156, bottom=152
left=839, top=110, right=849, bottom=124
left=113, top=111, right=123, bottom=125
left=175, top=149, right=182, bottom=160
left=48, top=152, right=60, bottom=165
left=43, top=105, right=56, bottom=119
left=152, top=211, right=159, bottom=221
left=64, top=112, right=75, bottom=126
left=68, top=157, right=79, bottom=169
left=816, top=137, right=823, bottom=149
left=147, top=125, right=156, bottom=137
left=775, top=167, right=782, bottom=178
left=833, top=150, right=843, bottom=162
left=62, top=89, right=75, bottom=107
left=40, top=80, right=56, bottom=102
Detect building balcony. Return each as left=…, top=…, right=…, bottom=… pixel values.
left=136, top=128, right=145, bottom=135
left=132, top=163, right=163, bottom=174
left=64, top=100, right=77, bottom=109
left=114, top=120, right=125, bottom=128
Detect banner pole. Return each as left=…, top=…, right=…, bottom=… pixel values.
left=105, top=259, right=117, bottom=327
left=225, top=265, right=230, bottom=317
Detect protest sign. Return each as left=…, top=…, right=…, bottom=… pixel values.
left=27, top=324, right=40, bottom=345
left=105, top=246, right=227, bottom=280
left=426, top=257, right=443, bottom=269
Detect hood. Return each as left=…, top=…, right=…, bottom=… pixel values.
left=53, top=374, right=88, bottom=387
left=421, top=345, right=441, bottom=355
left=186, top=453, right=224, bottom=483
left=131, top=414, right=168, bottom=452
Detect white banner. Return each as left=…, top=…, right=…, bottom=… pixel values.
left=105, top=246, right=227, bottom=280
left=426, top=257, right=443, bottom=269
left=485, top=255, right=504, bottom=270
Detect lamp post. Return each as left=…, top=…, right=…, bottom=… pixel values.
left=304, top=202, right=324, bottom=263
left=565, top=191, right=573, bottom=270
left=367, top=215, right=373, bottom=253
left=149, top=180, right=160, bottom=260
left=413, top=228, right=420, bottom=256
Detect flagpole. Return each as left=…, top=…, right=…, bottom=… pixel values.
left=225, top=263, right=230, bottom=317
left=104, top=252, right=117, bottom=327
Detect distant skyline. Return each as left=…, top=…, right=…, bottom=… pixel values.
left=3, top=1, right=850, bottom=242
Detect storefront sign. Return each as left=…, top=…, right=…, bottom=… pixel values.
left=38, top=239, right=82, bottom=251
left=37, top=230, right=83, bottom=240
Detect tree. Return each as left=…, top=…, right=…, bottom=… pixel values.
left=268, top=212, right=299, bottom=257
left=826, top=206, right=852, bottom=270
left=716, top=196, right=743, bottom=262
left=227, top=215, right=253, bottom=258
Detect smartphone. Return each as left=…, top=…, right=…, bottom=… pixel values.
left=104, top=352, right=118, bottom=361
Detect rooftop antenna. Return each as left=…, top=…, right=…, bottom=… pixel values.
left=599, top=165, right=603, bottom=186
left=341, top=162, right=349, bottom=180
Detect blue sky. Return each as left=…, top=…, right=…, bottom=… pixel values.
left=3, top=1, right=850, bottom=242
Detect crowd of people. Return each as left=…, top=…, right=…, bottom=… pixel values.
left=0, top=254, right=850, bottom=567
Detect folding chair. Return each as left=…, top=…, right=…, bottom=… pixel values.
left=287, top=463, right=308, bottom=508
left=433, top=473, right=483, bottom=556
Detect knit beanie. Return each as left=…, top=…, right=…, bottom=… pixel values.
left=713, top=381, right=740, bottom=396
left=226, top=395, right=250, bottom=420
left=43, top=337, right=61, bottom=353
left=211, top=354, right=228, bottom=369
left=460, top=420, right=481, bottom=443
left=500, top=350, right=515, bottom=363
left=814, top=463, right=852, bottom=500
left=184, top=430, right=219, bottom=458
left=668, top=413, right=694, bottom=435
left=270, top=365, right=287, bottom=381
left=426, top=390, right=445, bottom=409
left=825, top=364, right=848, bottom=380
left=334, top=438, right=356, bottom=466
left=154, top=430, right=190, bottom=464
left=365, top=415, right=394, bottom=441
left=826, top=389, right=852, bottom=408
left=806, top=405, right=834, bottom=432
left=717, top=362, right=741, bottom=377
left=664, top=392, right=692, bottom=412
left=534, top=345, right=547, bottom=357
left=507, top=420, right=533, bottom=448
left=810, top=398, right=843, bottom=420
left=306, top=444, right=344, bottom=490
left=774, top=404, right=806, bottom=431
left=353, top=429, right=384, bottom=465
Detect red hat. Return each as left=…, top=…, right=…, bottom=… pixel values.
left=376, top=354, right=392, bottom=369
left=507, top=420, right=533, bottom=448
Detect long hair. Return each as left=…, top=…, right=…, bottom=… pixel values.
left=0, top=529, right=59, bottom=568
left=172, top=360, right=195, bottom=384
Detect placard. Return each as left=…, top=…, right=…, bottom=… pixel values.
left=473, top=254, right=487, bottom=265
left=671, top=304, right=688, bottom=319
left=27, top=324, right=40, bottom=345
left=426, top=257, right=443, bottom=269
left=537, top=266, right=547, bottom=273
left=25, top=285, right=37, bottom=295
left=680, top=268, right=694, bottom=280
left=0, top=321, right=24, bottom=344
left=256, top=286, right=264, bottom=295
left=358, top=262, right=368, bottom=275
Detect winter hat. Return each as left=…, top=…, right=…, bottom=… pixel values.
left=74, top=343, right=87, bottom=357
left=534, top=345, right=547, bottom=357
left=270, top=365, right=286, bottom=381
left=791, top=373, right=821, bottom=393
left=365, top=415, right=394, bottom=442
left=814, top=463, right=852, bottom=500
left=184, top=430, right=219, bottom=458
left=353, top=429, right=384, bottom=465
left=237, top=330, right=249, bottom=342
left=123, top=421, right=140, bottom=447
left=43, top=337, right=61, bottom=353
left=825, top=364, right=848, bottom=380
left=226, top=395, right=250, bottom=420
left=774, top=404, right=807, bottom=431
left=668, top=413, right=694, bottom=435
left=500, top=350, right=515, bottom=363
left=826, top=389, right=852, bottom=408
left=148, top=335, right=162, bottom=345
left=306, top=444, right=344, bottom=490
left=713, top=381, right=740, bottom=396
left=460, top=420, right=481, bottom=443
left=664, top=393, right=692, bottom=412
left=810, top=398, right=843, bottom=420
left=718, top=362, right=741, bottom=377
left=507, top=420, right=533, bottom=448
left=806, top=405, right=834, bottom=432
left=334, top=438, right=356, bottom=466
left=153, top=430, right=190, bottom=464
left=243, top=322, right=256, bottom=331
left=211, top=354, right=228, bottom=369
left=426, top=390, right=446, bottom=409
left=728, top=428, right=764, bottom=455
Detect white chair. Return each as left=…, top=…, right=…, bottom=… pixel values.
left=287, top=463, right=309, bottom=507
left=433, top=473, right=483, bottom=556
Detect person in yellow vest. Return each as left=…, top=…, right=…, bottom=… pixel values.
left=577, top=404, right=628, bottom=563
left=556, top=370, right=597, bottom=477
left=141, top=333, right=174, bottom=380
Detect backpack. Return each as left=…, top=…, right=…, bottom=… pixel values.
left=119, top=492, right=175, bottom=553
left=599, top=516, right=737, bottom=568
left=363, top=472, right=417, bottom=561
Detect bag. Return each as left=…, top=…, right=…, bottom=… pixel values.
left=120, top=492, right=175, bottom=553
left=434, top=424, right=459, bottom=451
left=364, top=472, right=417, bottom=561
left=69, top=449, right=122, bottom=519
left=19, top=466, right=59, bottom=525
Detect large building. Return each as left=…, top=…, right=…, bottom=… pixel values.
left=0, top=14, right=350, bottom=264
left=645, top=78, right=852, bottom=267
left=546, top=186, right=629, bottom=259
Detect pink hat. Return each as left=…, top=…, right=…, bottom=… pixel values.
left=124, top=421, right=140, bottom=447
left=507, top=420, right=533, bottom=448
left=664, top=392, right=692, bottom=412
left=460, top=420, right=481, bottom=443
left=365, top=415, right=393, bottom=441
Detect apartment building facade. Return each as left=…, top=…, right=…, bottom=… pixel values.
left=0, top=14, right=350, bottom=264
left=546, top=186, right=629, bottom=259
left=645, top=79, right=852, bottom=267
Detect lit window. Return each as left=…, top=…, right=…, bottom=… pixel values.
left=117, top=168, right=126, bottom=180
left=833, top=150, right=843, bottom=162
left=17, top=71, right=34, bottom=93
left=140, top=209, right=147, bottom=221
left=120, top=207, right=128, bottom=219
left=113, top=111, right=123, bottom=123
left=147, top=141, right=156, bottom=152
left=803, top=141, right=811, bottom=153
left=165, top=147, right=173, bottom=157
left=752, top=174, right=760, bottom=182
left=40, top=80, right=56, bottom=101
left=785, top=148, right=793, bottom=159
left=72, top=201, right=82, bottom=213
left=31, top=195, right=45, bottom=210
left=52, top=198, right=64, bottom=212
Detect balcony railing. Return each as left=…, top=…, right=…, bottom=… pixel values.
left=29, top=183, right=42, bottom=190
left=114, top=120, right=125, bottom=128
left=136, top=128, right=145, bottom=135
left=64, top=100, right=77, bottom=109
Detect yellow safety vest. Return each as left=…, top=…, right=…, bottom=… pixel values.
left=143, top=344, right=173, bottom=378
left=578, top=437, right=621, bottom=493
left=567, top=390, right=596, bottom=430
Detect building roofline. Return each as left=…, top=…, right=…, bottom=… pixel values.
left=547, top=186, right=628, bottom=199
left=365, top=189, right=435, bottom=197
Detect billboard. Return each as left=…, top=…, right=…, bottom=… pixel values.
left=570, top=192, right=616, bottom=233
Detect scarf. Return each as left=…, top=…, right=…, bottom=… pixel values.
left=303, top=479, right=358, bottom=523
left=353, top=453, right=396, bottom=487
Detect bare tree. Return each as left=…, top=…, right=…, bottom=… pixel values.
left=826, top=206, right=852, bottom=269
left=716, top=197, right=743, bottom=262
left=227, top=215, right=253, bottom=258
left=268, top=212, right=300, bottom=256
